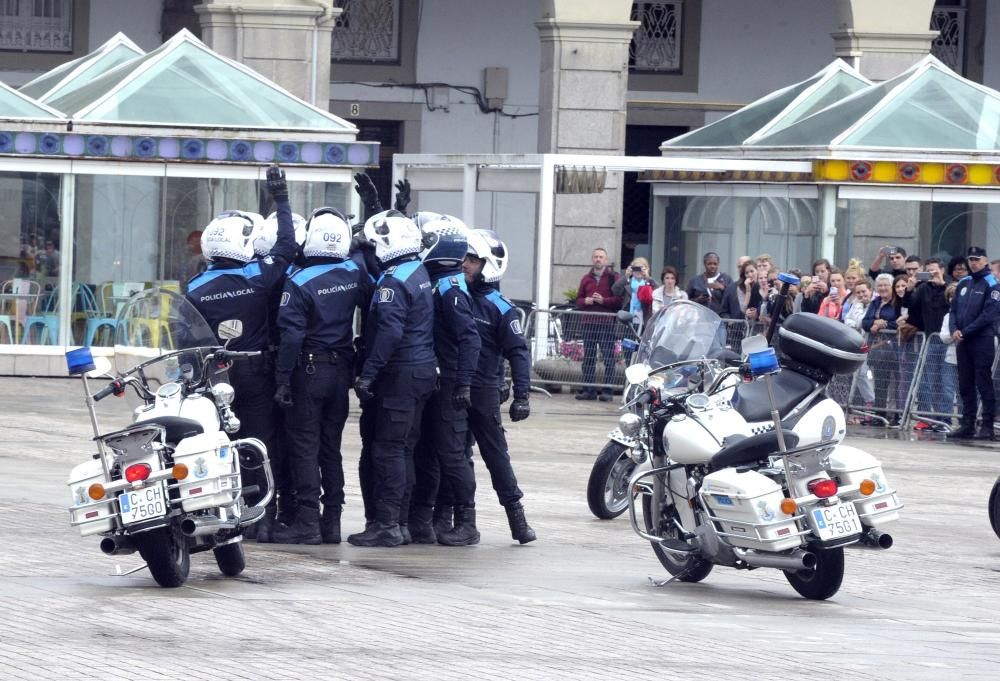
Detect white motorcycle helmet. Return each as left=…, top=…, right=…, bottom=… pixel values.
left=201, top=211, right=257, bottom=263
left=255, top=211, right=307, bottom=256
left=466, top=229, right=508, bottom=283
left=303, top=207, right=352, bottom=259
left=363, top=210, right=422, bottom=263
left=411, top=211, right=444, bottom=231
left=419, top=214, right=469, bottom=266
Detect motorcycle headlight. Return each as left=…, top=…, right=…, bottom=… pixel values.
left=618, top=413, right=642, bottom=438
left=211, top=382, right=235, bottom=406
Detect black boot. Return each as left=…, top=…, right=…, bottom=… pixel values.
left=438, top=506, right=480, bottom=546
left=504, top=502, right=537, bottom=544
left=974, top=419, right=996, bottom=441
left=347, top=521, right=404, bottom=547
left=271, top=505, right=322, bottom=545
left=255, top=505, right=277, bottom=544
left=409, top=506, right=437, bottom=544
left=399, top=524, right=412, bottom=545
left=320, top=505, right=341, bottom=544
left=276, top=492, right=299, bottom=528
left=948, top=418, right=976, bottom=439
left=432, top=504, right=454, bottom=537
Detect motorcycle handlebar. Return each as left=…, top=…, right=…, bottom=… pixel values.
left=93, top=379, right=123, bottom=402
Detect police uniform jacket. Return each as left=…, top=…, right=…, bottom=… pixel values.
left=359, top=256, right=435, bottom=382
left=274, top=256, right=374, bottom=385
left=426, top=264, right=481, bottom=388
left=949, top=268, right=1000, bottom=339
left=186, top=200, right=297, bottom=351
left=470, top=281, right=531, bottom=397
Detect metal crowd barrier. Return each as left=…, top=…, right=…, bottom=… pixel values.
left=525, top=308, right=640, bottom=392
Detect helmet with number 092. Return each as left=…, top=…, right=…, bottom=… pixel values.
left=256, top=211, right=307, bottom=256
left=201, top=211, right=257, bottom=263
left=303, top=207, right=351, bottom=258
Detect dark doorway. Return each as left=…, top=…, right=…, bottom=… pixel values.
left=622, top=124, right=687, bottom=267
left=354, top=120, right=401, bottom=220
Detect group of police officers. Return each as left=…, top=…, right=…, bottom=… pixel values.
left=185, top=165, right=536, bottom=549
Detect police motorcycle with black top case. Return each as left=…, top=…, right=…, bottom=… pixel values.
left=620, top=279, right=901, bottom=599
left=65, top=288, right=275, bottom=588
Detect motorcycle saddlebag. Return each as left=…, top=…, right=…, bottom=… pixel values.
left=777, top=313, right=866, bottom=375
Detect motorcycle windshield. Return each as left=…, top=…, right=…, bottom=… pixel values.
left=112, top=287, right=218, bottom=384
left=635, top=300, right=725, bottom=369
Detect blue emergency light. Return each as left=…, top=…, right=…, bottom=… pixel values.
left=777, top=272, right=800, bottom=286
left=747, top=347, right=780, bottom=377
left=65, top=347, right=96, bottom=376
left=621, top=338, right=639, bottom=352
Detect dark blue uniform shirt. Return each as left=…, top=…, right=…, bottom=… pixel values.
left=186, top=200, right=297, bottom=351
left=470, top=282, right=531, bottom=397
left=950, top=268, right=1000, bottom=338
left=360, top=257, right=436, bottom=381
left=274, top=257, right=374, bottom=385
left=429, top=267, right=481, bottom=387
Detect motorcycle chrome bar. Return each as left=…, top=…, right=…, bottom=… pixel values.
left=627, top=464, right=691, bottom=549
left=733, top=547, right=816, bottom=571
left=230, top=437, right=274, bottom=512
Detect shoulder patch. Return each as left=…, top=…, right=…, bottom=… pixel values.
left=485, top=290, right=512, bottom=314
left=280, top=291, right=291, bottom=307
left=510, top=318, right=523, bottom=335
left=377, top=287, right=395, bottom=304
left=992, top=290, right=1000, bottom=301
left=392, top=260, right=422, bottom=282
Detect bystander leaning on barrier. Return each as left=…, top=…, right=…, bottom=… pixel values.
left=905, top=258, right=951, bottom=428
left=575, top=248, right=622, bottom=402
left=937, top=284, right=960, bottom=426
left=863, top=274, right=901, bottom=422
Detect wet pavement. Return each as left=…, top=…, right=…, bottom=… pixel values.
left=1, top=377, right=999, bottom=680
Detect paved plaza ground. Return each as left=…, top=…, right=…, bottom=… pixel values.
left=1, top=377, right=999, bottom=680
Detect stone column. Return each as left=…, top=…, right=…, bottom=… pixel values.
left=832, top=0, right=938, bottom=81
left=196, top=0, right=340, bottom=105
left=536, top=0, right=638, bottom=301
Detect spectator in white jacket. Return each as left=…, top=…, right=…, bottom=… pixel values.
left=844, top=280, right=875, bottom=418
left=937, top=283, right=960, bottom=423
left=651, top=265, right=688, bottom=314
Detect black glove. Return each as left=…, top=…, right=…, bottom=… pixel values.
left=351, top=231, right=374, bottom=252
left=499, top=382, right=511, bottom=405
left=354, top=376, right=375, bottom=402
left=452, top=384, right=472, bottom=410
left=509, top=394, right=530, bottom=422
left=393, top=179, right=411, bottom=213
left=266, top=164, right=288, bottom=202
left=354, top=172, right=383, bottom=215
left=274, top=383, right=294, bottom=409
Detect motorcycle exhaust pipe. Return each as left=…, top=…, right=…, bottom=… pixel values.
left=856, top=529, right=893, bottom=550
left=100, top=536, right=137, bottom=556
left=736, top=548, right=817, bottom=571
left=180, top=516, right=239, bottom=538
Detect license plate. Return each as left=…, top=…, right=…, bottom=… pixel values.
left=119, top=483, right=167, bottom=524
left=810, top=502, right=861, bottom=541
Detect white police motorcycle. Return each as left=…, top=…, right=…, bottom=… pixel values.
left=619, top=279, right=902, bottom=599
left=66, top=288, right=273, bottom=587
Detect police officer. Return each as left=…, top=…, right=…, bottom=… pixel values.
left=948, top=246, right=1000, bottom=440
left=270, top=208, right=370, bottom=544
left=348, top=211, right=437, bottom=547
left=463, top=229, right=536, bottom=543
left=249, top=209, right=307, bottom=541
left=409, top=216, right=481, bottom=546
left=186, top=165, right=296, bottom=513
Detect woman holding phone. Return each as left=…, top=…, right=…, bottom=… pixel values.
left=612, top=256, right=654, bottom=330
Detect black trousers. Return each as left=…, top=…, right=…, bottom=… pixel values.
left=285, top=359, right=352, bottom=509
left=956, top=333, right=996, bottom=422
left=360, top=363, right=437, bottom=525
left=228, top=357, right=276, bottom=506
left=467, top=386, right=523, bottom=507
left=411, top=377, right=477, bottom=518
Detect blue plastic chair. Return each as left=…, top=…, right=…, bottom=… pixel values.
left=77, top=283, right=118, bottom=347
left=21, top=288, right=58, bottom=345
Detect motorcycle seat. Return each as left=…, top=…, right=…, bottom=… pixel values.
left=730, top=370, right=818, bottom=423
left=138, top=416, right=204, bottom=444
left=709, top=430, right=799, bottom=471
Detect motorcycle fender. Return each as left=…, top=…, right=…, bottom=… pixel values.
left=792, top=398, right=846, bottom=446
left=607, top=428, right=639, bottom=449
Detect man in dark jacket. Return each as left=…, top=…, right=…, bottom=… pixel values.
left=685, top=252, right=731, bottom=313
left=575, top=247, right=621, bottom=401
left=903, top=258, right=950, bottom=422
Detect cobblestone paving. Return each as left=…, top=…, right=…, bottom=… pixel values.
left=1, top=378, right=999, bottom=679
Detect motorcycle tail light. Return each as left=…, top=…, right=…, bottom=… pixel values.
left=172, top=463, right=189, bottom=481
left=780, top=498, right=797, bottom=515
left=88, top=483, right=106, bottom=500
left=808, top=478, right=838, bottom=498
left=125, top=463, right=152, bottom=483
left=859, top=479, right=876, bottom=496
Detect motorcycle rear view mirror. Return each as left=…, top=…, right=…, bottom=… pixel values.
left=218, top=320, right=244, bottom=342
left=625, top=363, right=651, bottom=385
left=86, top=356, right=113, bottom=379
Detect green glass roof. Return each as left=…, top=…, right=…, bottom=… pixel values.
left=20, top=33, right=144, bottom=102
left=0, top=80, right=61, bottom=119
left=48, top=29, right=355, bottom=132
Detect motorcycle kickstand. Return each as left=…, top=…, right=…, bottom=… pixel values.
left=648, top=565, right=696, bottom=588
left=113, top=562, right=149, bottom=577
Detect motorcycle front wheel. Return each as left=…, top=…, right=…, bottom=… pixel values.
left=641, top=493, right=713, bottom=583
left=137, top=524, right=191, bottom=588
left=783, top=546, right=844, bottom=600
left=988, top=477, right=1000, bottom=540
left=587, top=441, right=637, bottom=519
left=214, top=540, right=246, bottom=577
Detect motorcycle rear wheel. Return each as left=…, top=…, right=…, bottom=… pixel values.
left=642, top=493, right=713, bottom=583
left=988, top=477, right=1000, bottom=540
left=214, top=541, right=246, bottom=577
left=137, top=525, right=191, bottom=588
left=587, top=441, right=637, bottom=519
left=783, top=546, right=844, bottom=600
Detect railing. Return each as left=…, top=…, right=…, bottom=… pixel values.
left=629, top=1, right=683, bottom=73
left=0, top=0, right=72, bottom=53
